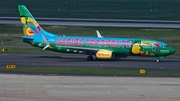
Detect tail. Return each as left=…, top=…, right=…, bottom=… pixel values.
left=18, top=5, right=56, bottom=46
left=18, top=5, right=42, bottom=37
left=18, top=5, right=57, bottom=50
left=18, top=5, right=56, bottom=36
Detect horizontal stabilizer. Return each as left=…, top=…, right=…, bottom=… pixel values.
left=21, top=36, right=34, bottom=43
left=22, top=36, right=34, bottom=39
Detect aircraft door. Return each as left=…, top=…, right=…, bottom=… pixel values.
left=152, top=45, right=156, bottom=51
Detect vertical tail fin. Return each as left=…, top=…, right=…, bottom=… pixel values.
left=18, top=5, right=56, bottom=49
left=18, top=5, right=42, bottom=36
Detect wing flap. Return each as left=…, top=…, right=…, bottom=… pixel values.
left=59, top=46, right=99, bottom=54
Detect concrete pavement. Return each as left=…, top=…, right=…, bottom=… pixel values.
left=0, top=74, right=180, bottom=101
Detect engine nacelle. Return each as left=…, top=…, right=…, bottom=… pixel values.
left=96, top=50, right=114, bottom=59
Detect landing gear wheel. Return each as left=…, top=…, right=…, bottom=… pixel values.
left=87, top=55, right=93, bottom=61
left=111, top=52, right=115, bottom=60
left=157, top=59, right=160, bottom=62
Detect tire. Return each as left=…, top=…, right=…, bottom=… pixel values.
left=87, top=55, right=93, bottom=61
left=111, top=52, right=115, bottom=59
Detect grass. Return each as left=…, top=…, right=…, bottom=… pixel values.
left=0, top=24, right=179, bottom=58
left=1, top=67, right=180, bottom=77
left=0, top=0, right=180, bottom=20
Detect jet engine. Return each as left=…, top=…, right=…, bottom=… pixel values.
left=96, top=50, right=114, bottom=59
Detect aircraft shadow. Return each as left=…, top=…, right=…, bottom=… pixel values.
left=120, top=58, right=180, bottom=62
left=28, top=55, right=88, bottom=62
left=25, top=55, right=180, bottom=63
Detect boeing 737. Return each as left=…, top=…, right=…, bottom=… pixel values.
left=18, top=5, right=176, bottom=62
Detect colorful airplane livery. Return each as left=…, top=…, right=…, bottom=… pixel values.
left=18, top=5, right=176, bottom=62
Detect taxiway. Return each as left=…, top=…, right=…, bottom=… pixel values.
left=0, top=54, right=180, bottom=72
left=1, top=17, right=180, bottom=28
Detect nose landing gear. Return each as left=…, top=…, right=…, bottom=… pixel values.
left=157, top=56, right=166, bottom=62
left=157, top=59, right=160, bottom=62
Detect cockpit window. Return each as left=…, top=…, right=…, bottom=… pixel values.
left=165, top=45, right=169, bottom=47
left=161, top=45, right=169, bottom=48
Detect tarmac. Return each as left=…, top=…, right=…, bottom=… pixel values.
left=0, top=74, right=180, bottom=101
left=0, top=54, right=180, bottom=72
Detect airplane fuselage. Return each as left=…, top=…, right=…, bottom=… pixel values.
left=25, top=35, right=175, bottom=59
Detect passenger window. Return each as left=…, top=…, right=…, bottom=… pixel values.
left=161, top=45, right=165, bottom=48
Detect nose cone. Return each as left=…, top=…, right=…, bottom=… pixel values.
left=169, top=47, right=176, bottom=55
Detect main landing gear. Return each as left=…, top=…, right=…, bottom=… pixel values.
left=157, top=56, right=165, bottom=62
left=87, top=55, right=93, bottom=61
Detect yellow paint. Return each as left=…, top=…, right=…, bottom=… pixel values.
left=2, top=48, right=8, bottom=52
left=25, top=28, right=34, bottom=36
left=23, top=25, right=34, bottom=36
left=21, top=17, right=26, bottom=24
left=27, top=18, right=39, bottom=27
left=21, top=17, right=37, bottom=36
left=141, top=41, right=154, bottom=45
left=132, top=43, right=141, bottom=54
left=6, top=65, right=16, bottom=69
left=96, top=50, right=113, bottom=59
left=140, top=69, right=146, bottom=74
left=48, top=46, right=53, bottom=49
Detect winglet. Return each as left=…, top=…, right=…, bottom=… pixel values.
left=96, top=30, right=103, bottom=38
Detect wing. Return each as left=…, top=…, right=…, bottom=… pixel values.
left=41, top=34, right=99, bottom=54
left=59, top=46, right=99, bottom=54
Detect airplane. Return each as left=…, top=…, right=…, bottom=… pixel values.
left=18, top=5, right=176, bottom=62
